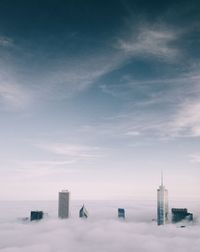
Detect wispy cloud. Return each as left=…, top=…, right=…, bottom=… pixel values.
left=0, top=23, right=182, bottom=110
left=15, top=159, right=77, bottom=169
left=1, top=159, right=80, bottom=180
left=35, top=142, right=101, bottom=159
left=40, top=52, right=123, bottom=100
left=0, top=83, right=31, bottom=110
left=125, top=131, right=141, bottom=136
left=0, top=64, right=33, bottom=110
left=31, top=160, right=76, bottom=166
left=169, top=99, right=200, bottom=137
left=98, top=67, right=200, bottom=140
left=16, top=159, right=77, bottom=175
left=117, top=25, right=179, bottom=61
left=189, top=154, right=200, bottom=163
left=33, top=23, right=181, bottom=103
left=0, top=36, right=13, bottom=47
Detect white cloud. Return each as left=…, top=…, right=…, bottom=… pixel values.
left=117, top=25, right=179, bottom=61
left=31, top=160, right=76, bottom=166
left=189, top=154, right=200, bottom=163
left=0, top=24, right=182, bottom=109
left=11, top=159, right=79, bottom=179
left=36, top=143, right=101, bottom=159
left=7, top=24, right=181, bottom=107
left=16, top=159, right=77, bottom=171
left=0, top=83, right=31, bottom=110
left=125, top=131, right=141, bottom=136
left=38, top=51, right=125, bottom=102
left=169, top=100, right=200, bottom=137
left=0, top=36, right=13, bottom=47
left=0, top=200, right=199, bottom=252
left=0, top=36, right=125, bottom=110
left=0, top=66, right=32, bottom=110
left=97, top=69, right=200, bottom=140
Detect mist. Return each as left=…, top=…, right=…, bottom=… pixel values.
left=0, top=200, right=199, bottom=252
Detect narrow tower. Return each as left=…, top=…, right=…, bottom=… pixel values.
left=58, top=190, right=70, bottom=219
left=157, top=172, right=168, bottom=225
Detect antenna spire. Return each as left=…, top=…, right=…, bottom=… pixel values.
left=161, top=170, right=163, bottom=186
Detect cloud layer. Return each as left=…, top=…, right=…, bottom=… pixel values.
left=0, top=200, right=199, bottom=252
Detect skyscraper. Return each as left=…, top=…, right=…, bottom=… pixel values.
left=171, top=208, right=193, bottom=223
left=118, top=208, right=125, bottom=219
left=58, top=190, right=70, bottom=219
left=30, top=211, right=43, bottom=221
left=79, top=204, right=88, bottom=218
left=157, top=172, right=168, bottom=225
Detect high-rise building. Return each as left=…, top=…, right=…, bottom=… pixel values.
left=171, top=208, right=193, bottom=223
left=157, top=172, right=168, bottom=225
left=58, top=190, right=70, bottom=219
left=118, top=208, right=125, bottom=218
left=79, top=205, right=88, bottom=218
left=30, top=211, right=43, bottom=221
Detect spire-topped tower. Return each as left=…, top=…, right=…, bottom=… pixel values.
left=157, top=172, right=168, bottom=225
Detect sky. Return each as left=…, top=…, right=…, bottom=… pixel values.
left=0, top=0, right=200, bottom=200
left=0, top=200, right=200, bottom=252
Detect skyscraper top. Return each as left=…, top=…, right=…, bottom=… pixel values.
left=60, top=190, right=69, bottom=193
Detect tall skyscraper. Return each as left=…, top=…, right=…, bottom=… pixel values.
left=58, top=190, right=70, bottom=219
left=157, top=172, right=168, bottom=225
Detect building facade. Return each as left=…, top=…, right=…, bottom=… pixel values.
left=171, top=208, right=193, bottom=223
left=118, top=208, right=125, bottom=218
left=30, top=211, right=43, bottom=221
left=58, top=190, right=70, bottom=219
left=157, top=174, right=168, bottom=225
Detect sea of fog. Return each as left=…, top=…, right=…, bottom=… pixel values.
left=0, top=200, right=200, bottom=252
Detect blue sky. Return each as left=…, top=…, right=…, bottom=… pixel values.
left=0, top=0, right=200, bottom=200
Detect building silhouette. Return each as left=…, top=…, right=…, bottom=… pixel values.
left=157, top=172, right=168, bottom=225
left=118, top=208, right=125, bottom=218
left=79, top=205, right=88, bottom=218
left=171, top=208, right=193, bottom=223
left=58, top=190, right=70, bottom=219
left=30, top=211, right=43, bottom=221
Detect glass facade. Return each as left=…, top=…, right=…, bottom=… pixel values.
left=30, top=211, right=43, bottom=221
left=118, top=208, right=125, bottom=218
left=58, top=190, right=70, bottom=219
left=171, top=208, right=193, bottom=223
left=157, top=185, right=168, bottom=225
